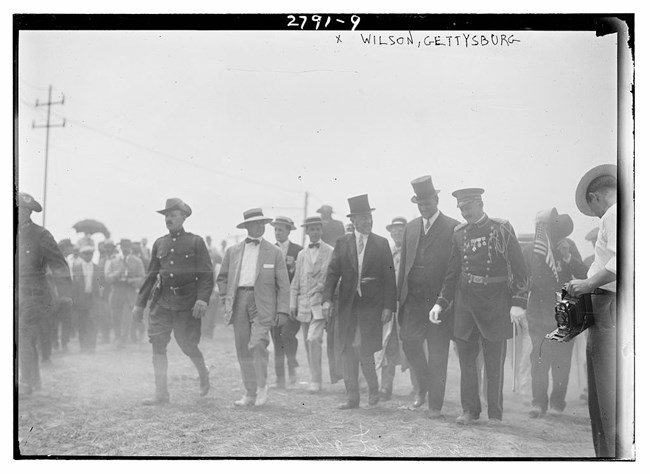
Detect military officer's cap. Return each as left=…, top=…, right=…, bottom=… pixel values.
left=17, top=192, right=43, bottom=212
left=301, top=216, right=324, bottom=228
left=386, top=216, right=407, bottom=231
left=452, top=188, right=485, bottom=207
left=157, top=197, right=192, bottom=217
left=270, top=216, right=297, bottom=231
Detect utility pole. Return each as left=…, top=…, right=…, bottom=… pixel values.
left=302, top=191, right=309, bottom=247
left=32, top=85, right=65, bottom=227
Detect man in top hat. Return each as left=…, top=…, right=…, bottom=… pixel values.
left=270, top=216, right=303, bottom=388
left=217, top=208, right=290, bottom=407
left=565, top=164, right=618, bottom=457
left=323, top=195, right=396, bottom=409
left=582, top=227, right=600, bottom=269
left=526, top=208, right=588, bottom=418
left=16, top=192, right=72, bottom=396
left=106, top=238, right=145, bottom=348
left=431, top=188, right=529, bottom=425
left=133, top=198, right=214, bottom=405
left=397, top=177, right=460, bottom=418
left=290, top=216, right=334, bottom=393
left=72, top=246, right=103, bottom=353
left=317, top=205, right=346, bottom=247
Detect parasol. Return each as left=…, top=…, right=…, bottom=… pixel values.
left=72, top=219, right=110, bottom=238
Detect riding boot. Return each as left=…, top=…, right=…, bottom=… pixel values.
left=143, top=353, right=169, bottom=405
left=191, top=356, right=210, bottom=396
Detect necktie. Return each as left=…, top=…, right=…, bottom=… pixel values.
left=357, top=235, right=365, bottom=296
left=245, top=238, right=260, bottom=245
left=424, top=218, right=432, bottom=234
left=357, top=235, right=365, bottom=254
left=308, top=243, right=320, bottom=249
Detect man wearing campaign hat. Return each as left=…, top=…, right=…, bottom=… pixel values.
left=431, top=188, right=529, bottom=425
left=323, top=195, right=396, bottom=409
left=317, top=205, right=346, bottom=247
left=269, top=216, right=304, bottom=388
left=133, top=198, right=214, bottom=405
left=71, top=246, right=103, bottom=353
left=16, top=192, right=72, bottom=396
left=217, top=208, right=290, bottom=407
left=565, top=164, right=618, bottom=457
left=525, top=208, right=588, bottom=419
left=290, top=216, right=334, bottom=393
left=397, top=177, right=460, bottom=418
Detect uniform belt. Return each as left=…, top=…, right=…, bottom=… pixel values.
left=463, top=273, right=508, bottom=285
left=593, top=288, right=615, bottom=296
left=167, top=281, right=197, bottom=296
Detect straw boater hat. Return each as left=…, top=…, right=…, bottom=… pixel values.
left=386, top=217, right=407, bottom=231
left=301, top=216, right=324, bottom=228
left=17, top=192, right=43, bottom=212
left=157, top=197, right=192, bottom=217
left=270, top=216, right=296, bottom=231
left=452, top=188, right=485, bottom=207
left=410, top=176, right=441, bottom=203
left=236, top=208, right=273, bottom=229
left=346, top=194, right=375, bottom=217
left=575, top=164, right=616, bottom=217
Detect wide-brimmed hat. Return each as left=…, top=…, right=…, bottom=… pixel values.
left=236, top=208, right=273, bottom=229
left=410, top=176, right=441, bottom=203
left=101, top=238, right=116, bottom=250
left=80, top=245, right=95, bottom=254
left=547, top=208, right=574, bottom=240
left=301, top=216, right=324, bottom=228
left=270, top=216, right=296, bottom=231
left=119, top=238, right=133, bottom=248
left=346, top=194, right=375, bottom=217
left=17, top=192, right=43, bottom=212
left=316, top=205, right=333, bottom=214
left=157, top=197, right=192, bottom=217
left=452, top=188, right=485, bottom=207
left=386, top=217, right=407, bottom=231
left=575, top=164, right=617, bottom=217
left=585, top=227, right=599, bottom=243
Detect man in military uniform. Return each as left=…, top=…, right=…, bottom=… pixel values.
left=16, top=192, right=72, bottom=396
left=431, top=188, right=529, bottom=425
left=132, top=198, right=214, bottom=405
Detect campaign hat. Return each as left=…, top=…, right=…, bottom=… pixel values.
left=157, top=197, right=192, bottom=217
left=17, top=192, right=42, bottom=212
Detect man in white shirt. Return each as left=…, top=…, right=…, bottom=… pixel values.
left=567, top=164, right=617, bottom=458
left=72, top=246, right=101, bottom=353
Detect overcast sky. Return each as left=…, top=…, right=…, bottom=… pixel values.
left=17, top=27, right=617, bottom=257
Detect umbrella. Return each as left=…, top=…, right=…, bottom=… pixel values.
left=72, top=219, right=110, bottom=238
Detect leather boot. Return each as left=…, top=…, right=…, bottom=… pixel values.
left=143, top=353, right=169, bottom=405
left=191, top=356, right=210, bottom=396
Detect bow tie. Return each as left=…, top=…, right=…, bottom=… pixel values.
left=245, top=238, right=260, bottom=245
left=308, top=243, right=320, bottom=249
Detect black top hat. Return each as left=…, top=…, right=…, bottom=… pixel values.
left=237, top=208, right=273, bottom=229
left=270, top=216, right=296, bottom=230
left=346, top=194, right=375, bottom=217
left=452, top=188, right=485, bottom=207
left=410, top=176, right=441, bottom=203
left=17, top=192, right=43, bottom=212
left=157, top=197, right=192, bottom=217
left=386, top=217, right=407, bottom=231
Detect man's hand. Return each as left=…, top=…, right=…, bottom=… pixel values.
left=510, top=306, right=526, bottom=328
left=557, top=239, right=572, bottom=262
left=322, top=301, right=332, bottom=322
left=429, top=304, right=442, bottom=324
left=132, top=305, right=145, bottom=323
left=276, top=312, right=289, bottom=327
left=565, top=279, right=593, bottom=297
left=381, top=308, right=392, bottom=325
left=289, top=308, right=298, bottom=322
left=192, top=300, right=208, bottom=319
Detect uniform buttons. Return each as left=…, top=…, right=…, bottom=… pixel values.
left=172, top=238, right=176, bottom=242
left=195, top=277, right=198, bottom=281
left=185, top=255, right=189, bottom=258
left=26, top=250, right=30, bottom=254
left=171, top=249, right=175, bottom=253
left=170, top=273, right=174, bottom=277
left=170, top=261, right=174, bottom=265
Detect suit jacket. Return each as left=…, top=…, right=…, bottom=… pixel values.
left=323, top=232, right=396, bottom=354
left=72, top=261, right=102, bottom=301
left=282, top=241, right=303, bottom=282
left=321, top=219, right=346, bottom=247
left=290, top=242, right=334, bottom=322
left=217, top=239, right=291, bottom=325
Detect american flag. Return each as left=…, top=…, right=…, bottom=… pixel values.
left=533, top=221, right=559, bottom=282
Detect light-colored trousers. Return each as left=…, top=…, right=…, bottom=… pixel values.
left=301, top=316, right=326, bottom=384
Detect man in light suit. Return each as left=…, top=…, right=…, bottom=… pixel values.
left=398, top=176, right=459, bottom=419
left=323, top=194, right=396, bottom=409
left=217, top=208, right=291, bottom=407
left=290, top=216, right=334, bottom=393
left=72, top=246, right=103, bottom=353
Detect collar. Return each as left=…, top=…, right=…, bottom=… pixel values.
left=354, top=229, right=369, bottom=241
left=602, top=203, right=616, bottom=220
left=18, top=217, right=33, bottom=230
left=474, top=213, right=489, bottom=228
left=309, top=239, right=323, bottom=248
left=424, top=210, right=440, bottom=225
left=169, top=227, right=185, bottom=238
left=276, top=239, right=290, bottom=249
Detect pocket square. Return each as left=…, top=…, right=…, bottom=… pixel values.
left=263, top=264, right=274, bottom=269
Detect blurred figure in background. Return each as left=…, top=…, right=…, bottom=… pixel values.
left=317, top=205, right=345, bottom=247
left=72, top=246, right=103, bottom=353
left=16, top=192, right=72, bottom=396
left=140, top=237, right=151, bottom=263
left=201, top=235, right=223, bottom=340
left=582, top=227, right=599, bottom=269
left=97, top=239, right=116, bottom=344
left=132, top=241, right=150, bottom=272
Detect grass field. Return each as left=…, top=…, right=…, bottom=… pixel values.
left=16, top=319, right=594, bottom=458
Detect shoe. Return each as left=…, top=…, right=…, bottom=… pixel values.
left=455, top=413, right=479, bottom=425
left=273, top=379, right=286, bottom=390
left=427, top=409, right=443, bottom=419
left=142, top=395, right=170, bottom=406
left=549, top=405, right=564, bottom=415
left=338, top=400, right=360, bottom=410
left=255, top=385, right=269, bottom=406
left=368, top=392, right=380, bottom=406
left=199, top=369, right=210, bottom=397
left=233, top=395, right=255, bottom=407
left=411, top=393, right=426, bottom=409
left=487, top=418, right=503, bottom=426
left=529, top=407, right=546, bottom=418
left=378, top=388, right=392, bottom=401
left=288, top=370, right=297, bottom=386
left=307, top=382, right=321, bottom=394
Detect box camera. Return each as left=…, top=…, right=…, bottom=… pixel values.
left=545, top=288, right=594, bottom=342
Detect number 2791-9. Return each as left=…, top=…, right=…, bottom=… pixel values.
left=287, top=15, right=360, bottom=30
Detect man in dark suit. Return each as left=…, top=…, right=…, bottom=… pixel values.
left=398, top=176, right=459, bottom=419
left=323, top=194, right=396, bottom=409
left=270, top=216, right=303, bottom=388
left=72, top=246, right=103, bottom=353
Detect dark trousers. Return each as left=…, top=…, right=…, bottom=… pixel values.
left=18, top=294, right=51, bottom=391
left=77, top=293, right=98, bottom=352
left=587, top=293, right=616, bottom=458
left=529, top=329, right=574, bottom=412
left=401, top=297, right=451, bottom=410
left=38, top=312, right=53, bottom=362
left=270, top=318, right=301, bottom=383
left=342, top=310, right=379, bottom=403
left=456, top=329, right=507, bottom=420
left=148, top=305, right=203, bottom=359
left=326, top=295, right=344, bottom=383
left=232, top=289, right=271, bottom=397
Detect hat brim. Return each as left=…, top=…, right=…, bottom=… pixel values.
left=157, top=204, right=192, bottom=217
left=575, top=164, right=616, bottom=217
left=301, top=222, right=323, bottom=228
left=270, top=221, right=296, bottom=231
left=346, top=208, right=375, bottom=218
left=410, top=190, right=441, bottom=204
left=386, top=223, right=406, bottom=231
left=236, top=216, right=273, bottom=229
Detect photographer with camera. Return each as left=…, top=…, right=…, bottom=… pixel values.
left=566, top=164, right=617, bottom=458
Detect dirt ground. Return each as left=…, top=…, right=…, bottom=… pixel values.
left=16, top=319, right=595, bottom=458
